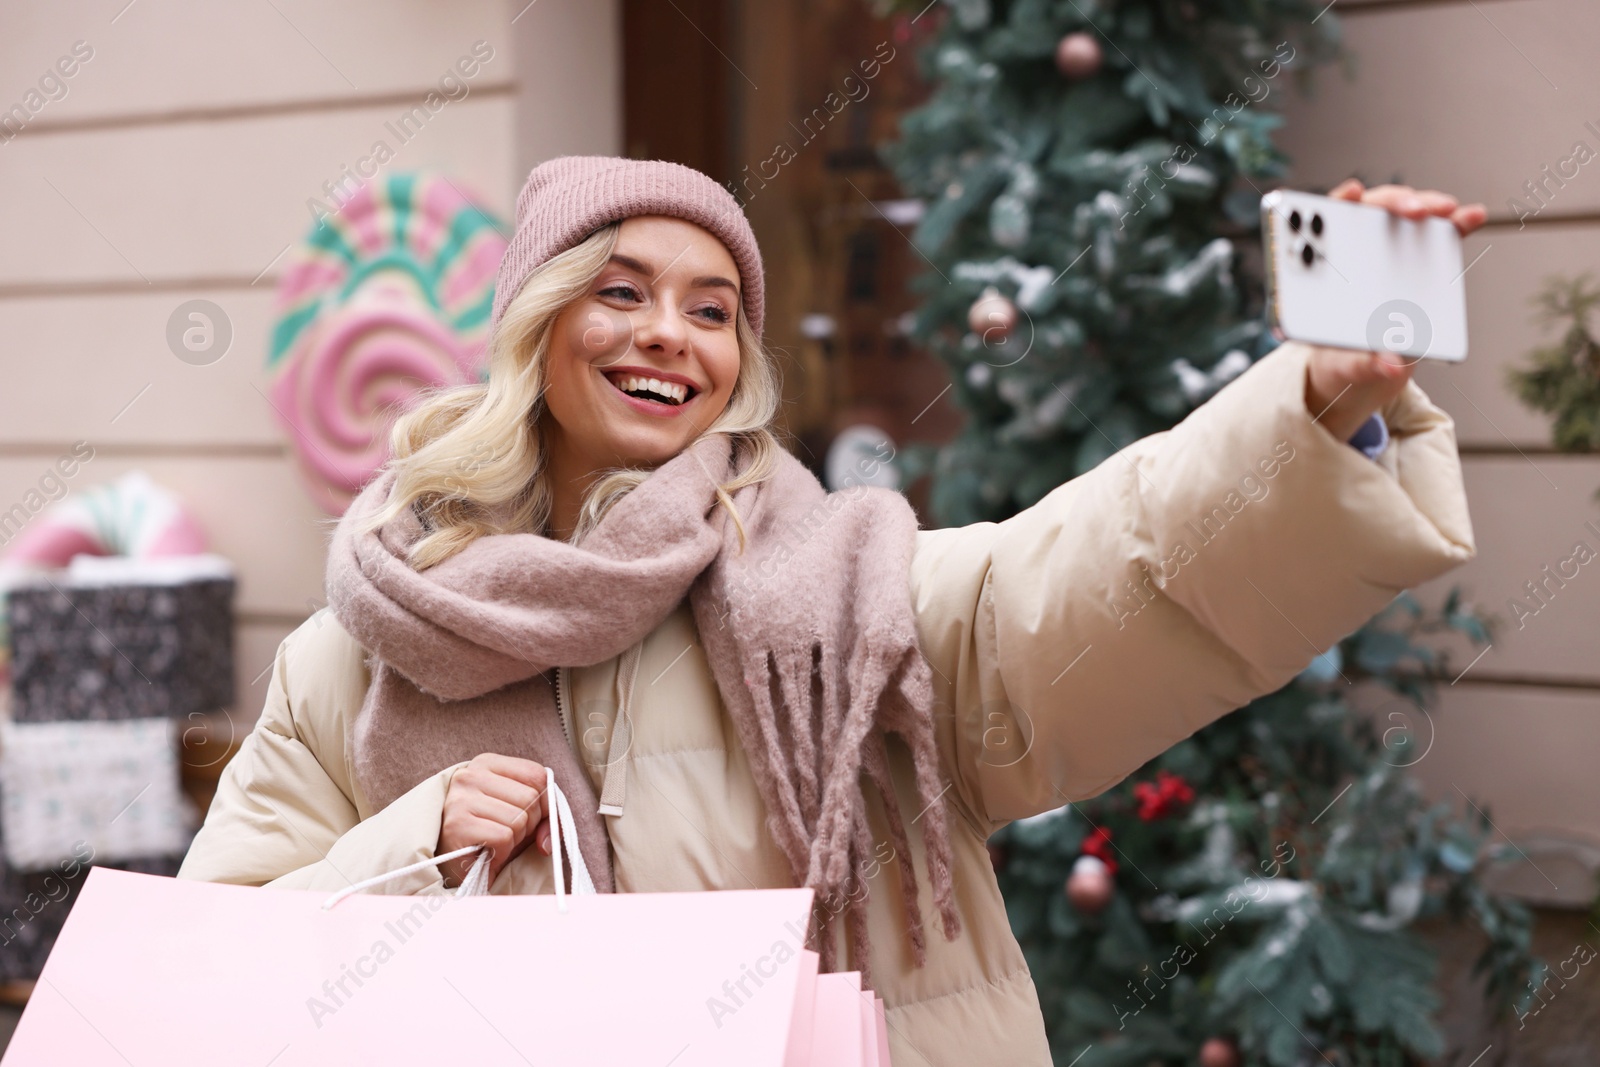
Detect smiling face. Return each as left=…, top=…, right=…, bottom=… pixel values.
left=540, top=215, right=743, bottom=481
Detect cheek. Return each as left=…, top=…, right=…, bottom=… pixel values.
left=563, top=304, right=633, bottom=368
left=543, top=304, right=633, bottom=426
left=541, top=323, right=591, bottom=426
left=703, top=336, right=742, bottom=408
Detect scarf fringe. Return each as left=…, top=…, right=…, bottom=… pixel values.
left=744, top=633, right=961, bottom=992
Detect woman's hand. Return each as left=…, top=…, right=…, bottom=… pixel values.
left=437, top=753, right=553, bottom=888
left=1302, top=179, right=1489, bottom=443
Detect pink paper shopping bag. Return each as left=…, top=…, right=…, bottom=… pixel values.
left=782, top=950, right=892, bottom=1067
left=3, top=772, right=886, bottom=1066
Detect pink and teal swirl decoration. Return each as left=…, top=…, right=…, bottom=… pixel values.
left=266, top=172, right=508, bottom=515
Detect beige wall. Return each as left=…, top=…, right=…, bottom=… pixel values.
left=1278, top=0, right=1600, bottom=903
left=512, top=0, right=623, bottom=177
left=0, top=0, right=619, bottom=736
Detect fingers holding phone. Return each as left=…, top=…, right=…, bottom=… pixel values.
left=1262, top=186, right=1474, bottom=364
left=1328, top=178, right=1488, bottom=237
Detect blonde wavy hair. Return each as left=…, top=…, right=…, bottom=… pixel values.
left=356, top=221, right=783, bottom=569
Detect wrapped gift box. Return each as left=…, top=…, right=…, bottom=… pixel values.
left=0, top=717, right=195, bottom=871
left=6, top=554, right=235, bottom=723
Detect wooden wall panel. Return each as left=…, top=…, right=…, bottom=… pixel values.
left=1391, top=682, right=1600, bottom=904
left=0, top=0, right=512, bottom=126
left=1412, top=222, right=1600, bottom=449
left=1278, top=0, right=1600, bottom=221
left=0, top=455, right=330, bottom=618
left=1416, top=684, right=1600, bottom=841
left=0, top=289, right=283, bottom=447
left=1414, top=455, right=1600, bottom=686
left=512, top=0, right=622, bottom=177
left=230, top=618, right=302, bottom=725
left=0, top=96, right=515, bottom=289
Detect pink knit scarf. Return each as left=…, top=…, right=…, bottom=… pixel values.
left=324, top=432, right=962, bottom=983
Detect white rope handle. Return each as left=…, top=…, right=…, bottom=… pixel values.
left=321, top=845, right=484, bottom=909
left=545, top=770, right=597, bottom=909
left=322, top=769, right=597, bottom=911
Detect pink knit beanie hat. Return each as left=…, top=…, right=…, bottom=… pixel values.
left=488, top=155, right=765, bottom=342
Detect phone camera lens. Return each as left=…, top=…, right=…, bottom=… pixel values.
left=1300, top=242, right=1315, bottom=267
left=1310, top=213, right=1324, bottom=236
left=1289, top=210, right=1302, bottom=232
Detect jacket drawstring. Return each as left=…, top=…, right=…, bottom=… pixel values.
left=596, top=640, right=641, bottom=817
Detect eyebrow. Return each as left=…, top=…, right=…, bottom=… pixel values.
left=608, top=253, right=738, bottom=293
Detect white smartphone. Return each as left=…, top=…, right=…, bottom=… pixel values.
left=1261, top=189, right=1469, bottom=362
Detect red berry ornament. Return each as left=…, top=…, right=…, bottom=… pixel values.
left=1134, top=770, right=1197, bottom=821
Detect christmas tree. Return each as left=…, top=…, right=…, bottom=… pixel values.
left=878, top=1, right=1540, bottom=1063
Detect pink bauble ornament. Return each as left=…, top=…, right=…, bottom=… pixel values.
left=1055, top=31, right=1103, bottom=80
left=968, top=287, right=1018, bottom=341
left=1065, top=854, right=1114, bottom=913
left=1198, top=1037, right=1241, bottom=1067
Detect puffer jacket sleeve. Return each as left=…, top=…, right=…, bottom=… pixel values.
left=176, top=613, right=466, bottom=896
left=909, top=340, right=1475, bottom=838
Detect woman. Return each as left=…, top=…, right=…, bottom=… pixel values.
left=179, top=156, right=1483, bottom=1064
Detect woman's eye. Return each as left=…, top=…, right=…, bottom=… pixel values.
left=599, top=284, right=641, bottom=302
left=696, top=305, right=731, bottom=324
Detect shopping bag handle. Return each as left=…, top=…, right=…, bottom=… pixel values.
left=322, top=770, right=597, bottom=911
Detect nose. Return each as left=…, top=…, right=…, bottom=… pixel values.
left=631, top=298, right=689, bottom=357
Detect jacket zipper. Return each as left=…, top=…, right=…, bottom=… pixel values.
left=553, top=665, right=572, bottom=748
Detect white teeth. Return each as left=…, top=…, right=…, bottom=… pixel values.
left=616, top=375, right=688, bottom=404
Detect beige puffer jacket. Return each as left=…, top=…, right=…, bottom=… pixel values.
left=178, top=341, right=1475, bottom=1065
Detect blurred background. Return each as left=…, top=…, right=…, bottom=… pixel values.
left=1, top=0, right=1596, bottom=1063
